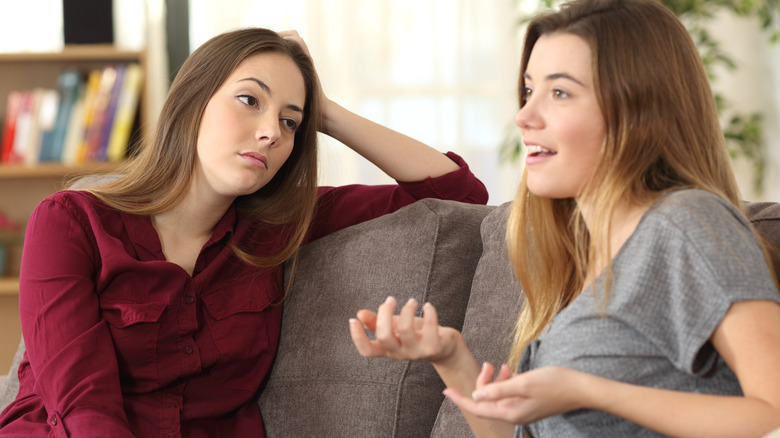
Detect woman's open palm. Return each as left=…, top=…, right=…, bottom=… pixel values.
left=349, top=297, right=460, bottom=363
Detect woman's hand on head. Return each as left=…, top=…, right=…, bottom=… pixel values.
left=278, top=30, right=311, bottom=57
left=278, top=30, right=329, bottom=107
left=349, top=297, right=461, bottom=365
left=443, top=365, right=591, bottom=426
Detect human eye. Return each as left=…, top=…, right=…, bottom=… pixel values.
left=237, top=94, right=259, bottom=108
left=521, top=87, right=533, bottom=103
left=552, top=89, right=570, bottom=99
left=280, top=118, right=299, bottom=132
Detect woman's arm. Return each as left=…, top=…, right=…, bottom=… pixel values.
left=18, top=198, right=134, bottom=436
left=280, top=31, right=460, bottom=181
left=319, top=99, right=460, bottom=181
left=349, top=297, right=515, bottom=437
left=451, top=299, right=780, bottom=437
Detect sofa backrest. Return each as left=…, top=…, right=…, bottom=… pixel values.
left=430, top=201, right=520, bottom=437
left=2, top=198, right=780, bottom=437
left=258, top=198, right=495, bottom=437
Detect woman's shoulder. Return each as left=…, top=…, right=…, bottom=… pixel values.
left=36, top=190, right=117, bottom=220
left=645, top=188, right=748, bottom=232
left=42, top=189, right=101, bottom=208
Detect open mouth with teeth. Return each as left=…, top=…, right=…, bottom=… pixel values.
left=526, top=145, right=556, bottom=157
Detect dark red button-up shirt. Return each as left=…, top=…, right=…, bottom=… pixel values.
left=0, top=153, right=487, bottom=437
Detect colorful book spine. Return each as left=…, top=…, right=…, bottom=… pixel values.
left=45, top=70, right=81, bottom=162
left=75, top=69, right=105, bottom=164
left=95, top=64, right=126, bottom=162
left=0, top=91, right=23, bottom=163
left=30, top=88, right=59, bottom=165
left=82, top=65, right=117, bottom=162
left=106, top=63, right=143, bottom=162
left=11, top=91, right=38, bottom=165
left=61, top=84, right=86, bottom=166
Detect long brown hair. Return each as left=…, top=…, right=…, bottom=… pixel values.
left=506, top=0, right=776, bottom=368
left=84, top=28, right=321, bottom=267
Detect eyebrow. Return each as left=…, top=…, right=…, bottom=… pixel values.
left=524, top=72, right=586, bottom=87
left=238, top=77, right=305, bottom=114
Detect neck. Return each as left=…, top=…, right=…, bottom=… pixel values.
left=577, top=196, right=653, bottom=281
left=152, top=187, right=235, bottom=249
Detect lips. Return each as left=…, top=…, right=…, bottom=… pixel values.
left=240, top=152, right=268, bottom=169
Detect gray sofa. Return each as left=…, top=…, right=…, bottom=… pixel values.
left=1, top=197, right=779, bottom=437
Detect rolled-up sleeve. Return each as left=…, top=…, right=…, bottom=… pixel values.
left=19, top=198, right=134, bottom=437
left=396, top=152, right=488, bottom=204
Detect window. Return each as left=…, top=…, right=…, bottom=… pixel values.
left=190, top=0, right=525, bottom=203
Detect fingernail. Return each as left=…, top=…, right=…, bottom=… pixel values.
left=407, top=298, right=417, bottom=305
left=385, top=296, right=395, bottom=303
left=472, top=390, right=481, bottom=401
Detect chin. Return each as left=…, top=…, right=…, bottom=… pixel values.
left=526, top=184, right=575, bottom=200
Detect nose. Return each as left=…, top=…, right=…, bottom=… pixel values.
left=514, top=98, right=542, bottom=131
left=255, top=113, right=281, bottom=146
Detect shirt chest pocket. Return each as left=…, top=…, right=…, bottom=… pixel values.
left=101, top=301, right=166, bottom=389
left=201, top=285, right=282, bottom=391
left=201, top=286, right=277, bottom=350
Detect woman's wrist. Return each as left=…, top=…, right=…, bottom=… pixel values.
left=430, top=329, right=474, bottom=370
left=318, top=98, right=341, bottom=138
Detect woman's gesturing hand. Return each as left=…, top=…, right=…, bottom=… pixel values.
left=444, top=365, right=591, bottom=426
left=349, top=297, right=461, bottom=365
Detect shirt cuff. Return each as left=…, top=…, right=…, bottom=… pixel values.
left=52, top=407, right=134, bottom=438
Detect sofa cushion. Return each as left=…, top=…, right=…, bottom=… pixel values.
left=257, top=198, right=493, bottom=437
left=0, top=339, right=24, bottom=412
left=430, top=201, right=522, bottom=437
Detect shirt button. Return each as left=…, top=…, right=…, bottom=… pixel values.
left=51, top=415, right=58, bottom=426
left=166, top=434, right=174, bottom=438
left=184, top=346, right=193, bottom=354
left=168, top=404, right=178, bottom=409
left=185, top=295, right=194, bottom=304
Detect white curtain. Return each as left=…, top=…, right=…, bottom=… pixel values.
left=189, top=0, right=526, bottom=204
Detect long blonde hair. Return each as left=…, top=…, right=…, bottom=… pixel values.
left=506, top=0, right=775, bottom=369
left=81, top=28, right=321, bottom=268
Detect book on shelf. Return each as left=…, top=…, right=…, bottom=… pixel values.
left=82, top=65, right=117, bottom=162
left=12, top=89, right=45, bottom=166
left=0, top=91, right=23, bottom=163
left=65, top=69, right=102, bottom=165
left=106, top=63, right=143, bottom=162
left=27, top=89, right=59, bottom=166
left=1, top=63, right=143, bottom=167
left=43, top=70, right=81, bottom=163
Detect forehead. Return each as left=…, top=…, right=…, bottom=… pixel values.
left=526, top=33, right=593, bottom=80
left=225, top=52, right=306, bottom=103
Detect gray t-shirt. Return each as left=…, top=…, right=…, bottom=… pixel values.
left=516, top=189, right=780, bottom=437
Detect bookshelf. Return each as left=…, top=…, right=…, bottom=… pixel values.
left=0, top=45, right=148, bottom=373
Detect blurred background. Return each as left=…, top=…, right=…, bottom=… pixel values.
left=1, top=0, right=778, bottom=204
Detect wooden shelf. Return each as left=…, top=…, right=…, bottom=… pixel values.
left=0, top=45, right=144, bottom=62
left=0, top=278, right=18, bottom=296
left=0, top=162, right=122, bottom=180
